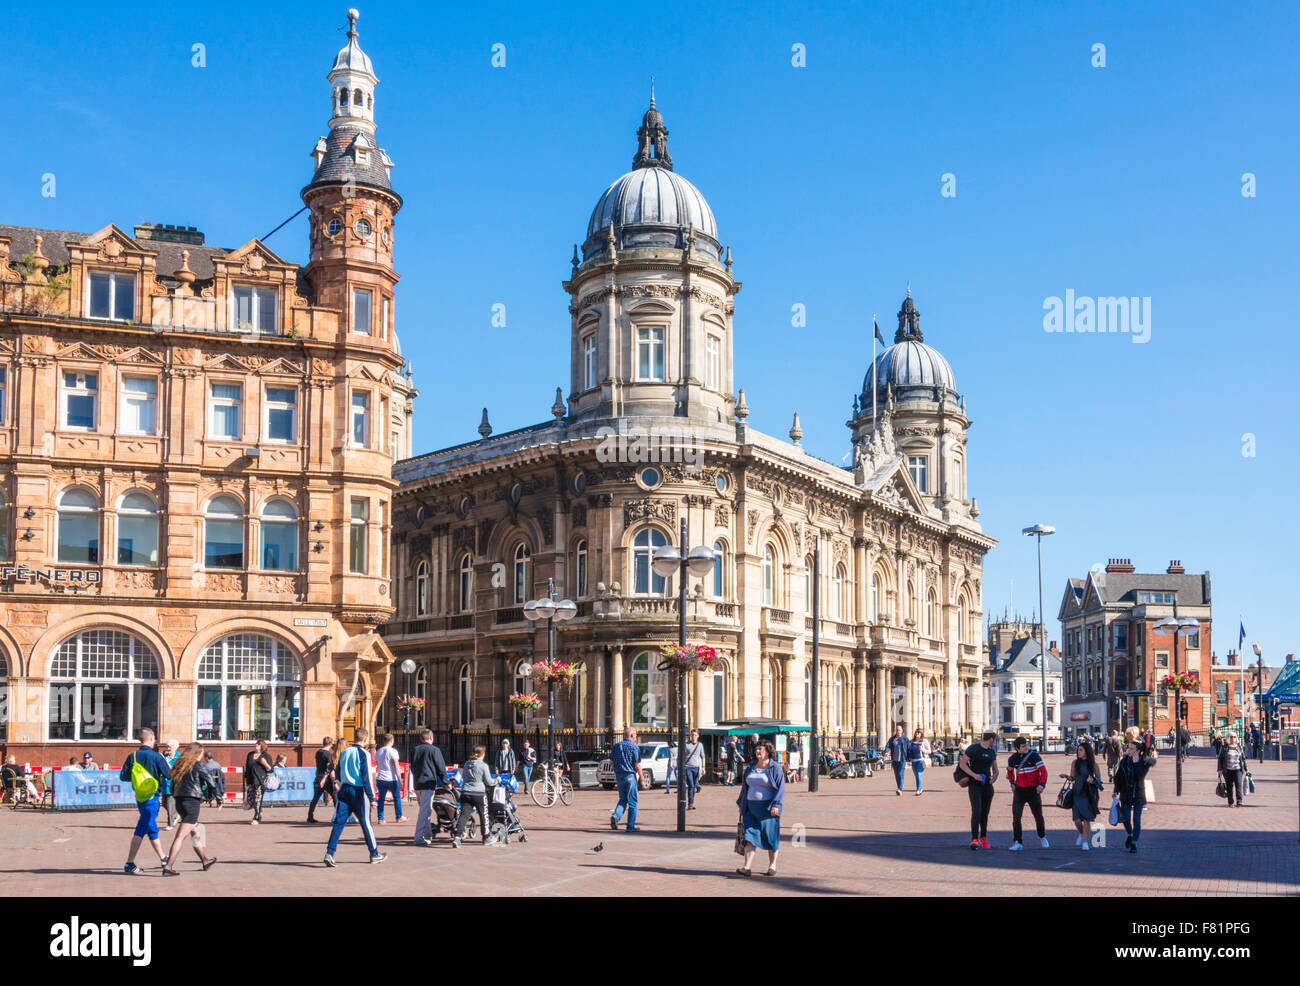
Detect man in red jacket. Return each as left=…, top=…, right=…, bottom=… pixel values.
left=1006, top=736, right=1049, bottom=851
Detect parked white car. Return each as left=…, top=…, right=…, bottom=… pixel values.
left=598, top=742, right=675, bottom=789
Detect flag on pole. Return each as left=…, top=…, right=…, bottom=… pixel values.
left=1239, top=621, right=1247, bottom=651
left=873, top=318, right=885, bottom=346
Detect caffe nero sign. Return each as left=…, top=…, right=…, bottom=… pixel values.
left=2, top=565, right=101, bottom=585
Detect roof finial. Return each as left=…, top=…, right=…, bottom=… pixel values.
left=346, top=8, right=359, bottom=39
left=650, top=75, right=655, bottom=107
left=906, top=282, right=911, bottom=298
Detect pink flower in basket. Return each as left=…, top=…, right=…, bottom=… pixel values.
left=396, top=695, right=426, bottom=712
left=658, top=643, right=718, bottom=672
left=507, top=692, right=543, bottom=711
left=1160, top=671, right=1200, bottom=691
left=531, top=661, right=574, bottom=684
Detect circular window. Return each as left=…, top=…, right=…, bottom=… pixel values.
left=456, top=496, right=471, bottom=518
left=640, top=467, right=661, bottom=489
left=382, top=227, right=390, bottom=246
left=415, top=505, right=427, bottom=526
left=326, top=218, right=342, bottom=237
left=355, top=218, right=372, bottom=238
left=572, top=471, right=587, bottom=495
left=715, top=473, right=729, bottom=495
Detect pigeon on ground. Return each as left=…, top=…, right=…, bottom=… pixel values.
left=592, top=842, right=604, bottom=853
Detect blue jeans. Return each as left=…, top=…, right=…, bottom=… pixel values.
left=911, top=759, right=924, bottom=792
left=1120, top=801, right=1143, bottom=844
left=891, top=762, right=906, bottom=791
left=522, top=763, right=534, bottom=787
left=375, top=778, right=403, bottom=820
left=612, top=773, right=639, bottom=829
left=684, top=765, right=700, bottom=805
left=327, top=784, right=378, bottom=856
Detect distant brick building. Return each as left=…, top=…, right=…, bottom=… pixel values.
left=1207, top=651, right=1273, bottom=735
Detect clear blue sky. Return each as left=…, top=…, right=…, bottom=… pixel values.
left=7, top=0, right=1297, bottom=663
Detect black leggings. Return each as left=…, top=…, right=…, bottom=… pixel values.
left=454, top=792, right=489, bottom=843
left=1223, top=769, right=1244, bottom=805
left=967, top=781, right=994, bottom=840
left=1012, top=787, right=1045, bottom=841
left=309, top=777, right=333, bottom=816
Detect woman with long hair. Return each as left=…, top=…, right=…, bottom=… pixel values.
left=161, top=743, right=218, bottom=875
left=244, top=739, right=273, bottom=825
left=1060, top=742, right=1104, bottom=851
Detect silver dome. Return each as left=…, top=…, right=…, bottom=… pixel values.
left=586, top=168, right=717, bottom=242
left=862, top=339, right=957, bottom=399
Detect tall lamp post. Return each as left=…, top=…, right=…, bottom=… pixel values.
left=1022, top=524, right=1055, bottom=750
left=1153, top=611, right=1199, bottom=796
left=1252, top=643, right=1265, bottom=763
left=652, top=515, right=717, bottom=834
left=399, top=659, right=417, bottom=760
left=523, top=579, right=577, bottom=786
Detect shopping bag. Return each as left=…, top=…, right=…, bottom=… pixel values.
left=1055, top=780, right=1074, bottom=810
left=1245, top=773, right=1256, bottom=795
left=734, top=821, right=746, bottom=856
left=1143, top=778, right=1155, bottom=804
left=1108, top=796, right=1120, bottom=826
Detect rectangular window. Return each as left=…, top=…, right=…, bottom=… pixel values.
left=88, top=272, right=134, bottom=321
left=583, top=334, right=597, bottom=389
left=390, top=432, right=399, bottom=459
left=1002, top=682, right=1013, bottom=696
left=0, top=367, right=6, bottom=425
left=351, top=391, right=370, bottom=447
left=1047, top=682, right=1055, bottom=696
left=352, top=289, right=373, bottom=335
left=209, top=382, right=242, bottom=440
left=1026, top=681, right=1034, bottom=695
left=1047, top=706, right=1056, bottom=723
left=1156, top=686, right=1168, bottom=709
left=1000, top=706, right=1012, bottom=724
left=1217, top=682, right=1228, bottom=704
left=381, top=296, right=389, bottom=340
left=265, top=387, right=296, bottom=443
left=1114, top=667, right=1127, bottom=690
left=61, top=372, right=98, bottom=430
left=1155, top=651, right=1169, bottom=669
left=1234, top=682, right=1243, bottom=705
left=1187, top=630, right=1200, bottom=649
left=120, top=376, right=157, bottom=435
left=1114, top=622, right=1127, bottom=650
left=1026, top=705, right=1035, bottom=723
left=233, top=285, right=277, bottom=334
left=705, top=334, right=720, bottom=390
left=907, top=455, right=928, bottom=493
left=636, top=327, right=664, bottom=381
left=349, top=498, right=369, bottom=574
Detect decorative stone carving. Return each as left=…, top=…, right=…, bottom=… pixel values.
left=205, top=573, right=242, bottom=593
left=624, top=498, right=676, bottom=526
left=747, top=509, right=760, bottom=545
left=410, top=532, right=432, bottom=559
left=714, top=502, right=730, bottom=526
left=115, top=570, right=158, bottom=593
left=253, top=575, right=298, bottom=595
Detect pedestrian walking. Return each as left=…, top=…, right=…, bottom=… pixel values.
left=157, top=738, right=178, bottom=831
left=323, top=728, right=386, bottom=866
left=160, top=743, right=219, bottom=875
left=307, top=735, right=334, bottom=822
left=1061, top=742, right=1104, bottom=851
left=1210, top=730, right=1223, bottom=758
left=520, top=741, right=537, bottom=787
left=887, top=724, right=908, bottom=796
left=735, top=740, right=785, bottom=877
left=1006, top=736, right=1049, bottom=850
left=682, top=729, right=704, bottom=809
left=244, top=739, right=273, bottom=825
left=410, top=729, right=448, bottom=846
left=375, top=733, right=405, bottom=824
left=908, top=728, right=927, bottom=795
left=495, top=739, right=517, bottom=778
left=198, top=751, right=226, bottom=809
left=725, top=736, right=741, bottom=785
left=452, top=746, right=498, bottom=848
left=1104, top=731, right=1122, bottom=782
left=1113, top=738, right=1156, bottom=852
left=608, top=726, right=642, bottom=832
left=959, top=732, right=999, bottom=850
left=121, top=727, right=172, bottom=874
left=1217, top=732, right=1247, bottom=808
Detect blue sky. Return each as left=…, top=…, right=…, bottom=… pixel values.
left=7, top=0, right=1298, bottom=663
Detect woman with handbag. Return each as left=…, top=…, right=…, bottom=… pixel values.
left=244, top=739, right=273, bottom=825
left=160, top=743, right=219, bottom=875
left=1112, top=739, right=1156, bottom=852
left=1060, top=743, right=1103, bottom=850
left=1216, top=732, right=1247, bottom=807
left=734, top=741, right=785, bottom=877
left=909, top=728, right=927, bottom=795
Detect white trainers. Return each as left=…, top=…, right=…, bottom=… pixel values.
left=1075, top=835, right=1083, bottom=847
left=1041, top=837, right=1051, bottom=849
left=1008, top=841, right=1023, bottom=851
left=1080, top=841, right=1090, bottom=852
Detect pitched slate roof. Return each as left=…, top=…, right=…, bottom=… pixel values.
left=0, top=224, right=229, bottom=280
left=992, top=636, right=1062, bottom=674
left=307, top=126, right=394, bottom=193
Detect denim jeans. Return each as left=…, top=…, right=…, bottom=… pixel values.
left=891, top=762, right=906, bottom=791
left=612, top=773, right=639, bottom=829
left=327, top=784, right=378, bottom=856
left=521, top=763, right=534, bottom=787
left=910, top=759, right=925, bottom=792
left=684, top=765, right=700, bottom=805
left=375, top=778, right=403, bottom=820
left=1120, top=801, right=1143, bottom=843
left=414, top=788, right=435, bottom=844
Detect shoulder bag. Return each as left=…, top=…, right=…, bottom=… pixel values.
left=953, top=763, right=970, bottom=788
left=1055, top=778, right=1074, bottom=810
left=1215, top=779, right=1228, bottom=799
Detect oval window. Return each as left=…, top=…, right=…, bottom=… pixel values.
left=327, top=218, right=342, bottom=236
left=715, top=473, right=729, bottom=495
left=640, top=467, right=661, bottom=489
left=456, top=496, right=471, bottom=518
left=572, top=471, right=587, bottom=495
left=355, top=218, right=372, bottom=238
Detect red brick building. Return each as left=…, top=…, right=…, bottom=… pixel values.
left=1208, top=651, right=1273, bottom=736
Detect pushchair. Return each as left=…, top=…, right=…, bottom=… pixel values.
left=487, top=773, right=527, bottom=844
left=431, top=783, right=463, bottom=839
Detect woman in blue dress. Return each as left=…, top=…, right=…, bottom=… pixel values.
left=735, top=740, right=785, bottom=877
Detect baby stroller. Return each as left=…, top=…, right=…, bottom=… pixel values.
left=487, top=773, right=527, bottom=844
left=431, top=783, right=463, bottom=840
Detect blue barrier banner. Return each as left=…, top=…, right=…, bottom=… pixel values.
left=259, top=767, right=316, bottom=804
left=53, top=769, right=137, bottom=809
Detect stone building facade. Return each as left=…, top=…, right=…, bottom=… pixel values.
left=0, top=11, right=414, bottom=764
left=383, top=100, right=995, bottom=740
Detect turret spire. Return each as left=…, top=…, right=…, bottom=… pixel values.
left=633, top=89, right=673, bottom=171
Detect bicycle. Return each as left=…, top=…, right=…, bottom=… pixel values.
left=529, top=763, right=573, bottom=808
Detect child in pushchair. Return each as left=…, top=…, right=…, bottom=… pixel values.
left=440, top=768, right=527, bottom=844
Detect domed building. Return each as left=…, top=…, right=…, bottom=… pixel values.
left=384, top=99, right=995, bottom=759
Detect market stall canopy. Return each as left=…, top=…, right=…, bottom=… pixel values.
left=1263, top=658, right=1300, bottom=705
left=699, top=719, right=810, bottom=737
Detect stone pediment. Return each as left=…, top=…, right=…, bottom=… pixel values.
left=865, top=460, right=927, bottom=515
left=219, top=240, right=293, bottom=279
left=77, top=224, right=154, bottom=265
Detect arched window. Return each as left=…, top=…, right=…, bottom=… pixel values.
left=870, top=575, right=880, bottom=624
left=414, top=560, right=429, bottom=616
left=258, top=498, right=298, bottom=572
left=457, top=553, right=473, bottom=612
left=712, top=541, right=726, bottom=598
left=834, top=670, right=847, bottom=731
left=116, top=491, right=158, bottom=567
left=512, top=542, right=531, bottom=604
left=339, top=87, right=348, bottom=107
left=958, top=597, right=968, bottom=644
left=575, top=540, right=588, bottom=598
left=353, top=88, right=363, bottom=106
left=204, top=495, right=244, bottom=569
left=512, top=660, right=529, bottom=728
left=907, top=580, right=918, bottom=626
left=630, top=652, right=667, bottom=727
left=0, top=490, right=12, bottom=562
left=804, top=664, right=812, bottom=722
left=928, top=681, right=939, bottom=731
left=762, top=545, right=776, bottom=606
left=803, top=555, right=813, bottom=613
left=196, top=633, right=301, bottom=742
left=457, top=664, right=472, bottom=725
left=831, top=565, right=845, bottom=620
left=414, top=666, right=427, bottom=725
left=48, top=629, right=159, bottom=741
left=632, top=528, right=668, bottom=595
left=57, top=487, right=99, bottom=563
left=712, top=666, right=726, bottom=723
left=573, top=661, right=588, bottom=727
left=926, top=589, right=937, bottom=637
left=953, top=457, right=964, bottom=500
left=761, top=660, right=773, bottom=717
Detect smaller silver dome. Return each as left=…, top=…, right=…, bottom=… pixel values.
left=586, top=168, right=717, bottom=241
left=862, top=340, right=957, bottom=400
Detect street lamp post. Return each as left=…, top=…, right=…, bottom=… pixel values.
left=1022, top=524, right=1055, bottom=750
left=1252, top=643, right=1265, bottom=764
left=399, top=659, right=417, bottom=761
left=652, top=515, right=717, bottom=834
left=523, top=579, right=577, bottom=789
left=1153, top=610, right=1199, bottom=797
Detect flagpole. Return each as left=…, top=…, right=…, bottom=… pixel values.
left=871, top=313, right=878, bottom=433
left=1240, top=619, right=1246, bottom=743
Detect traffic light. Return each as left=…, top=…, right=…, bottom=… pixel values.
left=1179, top=699, right=1189, bottom=720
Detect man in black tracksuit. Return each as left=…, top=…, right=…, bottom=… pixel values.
left=307, top=736, right=335, bottom=823
left=1006, top=736, right=1049, bottom=850
left=960, top=732, right=999, bottom=849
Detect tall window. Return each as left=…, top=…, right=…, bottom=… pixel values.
left=349, top=498, right=369, bottom=574
left=958, top=598, right=968, bottom=643
left=582, top=334, right=597, bottom=389
left=705, top=334, right=721, bottom=390
left=803, top=556, right=812, bottom=613
left=233, top=285, right=276, bottom=334
left=761, top=661, right=773, bottom=717
left=414, top=560, right=429, bottom=616
left=352, top=288, right=373, bottom=335
left=204, top=495, right=244, bottom=569
left=575, top=540, right=588, bottom=597
left=0, top=367, right=6, bottom=425
left=458, top=664, right=471, bottom=725
left=834, top=670, right=847, bottom=730
left=259, top=498, right=298, bottom=571
left=209, top=382, right=242, bottom=440
left=952, top=457, right=964, bottom=499
left=630, top=652, right=668, bottom=727
left=712, top=541, right=725, bottom=598
left=57, top=487, right=100, bottom=563
left=119, top=376, right=157, bottom=435
left=116, top=491, right=158, bottom=567
left=61, top=371, right=98, bottom=430
left=636, top=326, right=665, bottom=381
left=513, top=660, right=529, bottom=727
left=907, top=455, right=929, bottom=493
left=48, top=629, right=159, bottom=741
left=265, top=387, right=297, bottom=443
left=926, top=589, right=937, bottom=637
left=633, top=528, right=668, bottom=594
left=512, top=542, right=531, bottom=604
left=573, top=662, right=588, bottom=727
left=87, top=272, right=134, bottom=321
left=804, top=664, right=812, bottom=722
left=0, top=490, right=9, bottom=562
left=458, top=553, right=473, bottom=611
left=413, top=666, right=427, bottom=724
left=762, top=545, right=775, bottom=606
left=870, top=576, right=880, bottom=624
left=351, top=391, right=370, bottom=447
left=831, top=566, right=845, bottom=620
left=196, top=633, right=301, bottom=742
left=713, top=668, right=726, bottom=723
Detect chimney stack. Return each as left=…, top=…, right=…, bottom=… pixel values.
left=1166, top=560, right=1184, bottom=574
left=1228, top=650, right=1239, bottom=667
left=1105, top=558, right=1135, bottom=574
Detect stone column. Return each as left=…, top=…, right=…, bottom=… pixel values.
left=693, top=669, right=709, bottom=729
left=853, top=661, right=866, bottom=735
left=593, top=650, right=606, bottom=730
left=611, top=647, right=624, bottom=729
left=876, top=664, right=888, bottom=736
left=781, top=655, right=798, bottom=723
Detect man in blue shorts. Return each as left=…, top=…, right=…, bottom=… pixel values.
left=120, top=727, right=172, bottom=874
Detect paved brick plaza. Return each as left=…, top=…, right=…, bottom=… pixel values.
left=2, top=755, right=1296, bottom=897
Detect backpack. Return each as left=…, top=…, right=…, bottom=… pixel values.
left=129, top=756, right=159, bottom=803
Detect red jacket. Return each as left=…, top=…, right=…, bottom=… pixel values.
left=1007, top=751, right=1048, bottom=788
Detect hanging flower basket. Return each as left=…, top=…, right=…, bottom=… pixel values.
left=658, top=643, right=718, bottom=673
left=1161, top=671, right=1200, bottom=691
left=530, top=661, right=574, bottom=685
left=396, top=695, right=426, bottom=713
left=508, top=692, right=543, bottom=712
